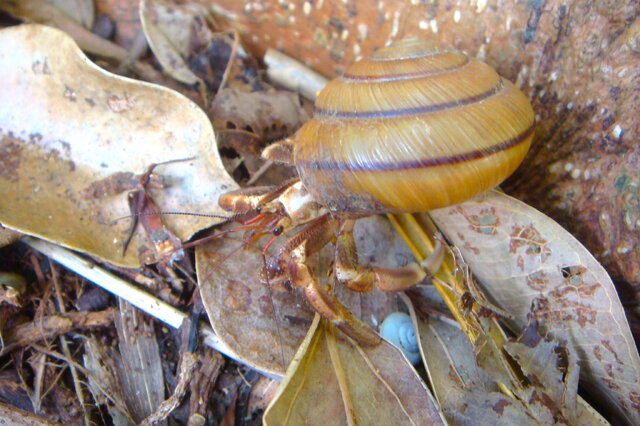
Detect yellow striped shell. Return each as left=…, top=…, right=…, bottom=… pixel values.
left=293, top=38, right=534, bottom=213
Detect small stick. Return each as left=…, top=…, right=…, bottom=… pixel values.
left=51, top=262, right=91, bottom=424
left=23, top=237, right=283, bottom=381
left=264, top=48, right=328, bottom=101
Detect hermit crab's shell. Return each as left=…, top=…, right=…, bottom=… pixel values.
left=292, top=38, right=534, bottom=214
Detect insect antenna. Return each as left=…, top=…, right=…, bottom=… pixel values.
left=112, top=191, right=290, bottom=369
left=260, top=249, right=287, bottom=371
left=110, top=210, right=235, bottom=225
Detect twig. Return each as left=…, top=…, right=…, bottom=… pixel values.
left=1, top=308, right=115, bottom=356
left=264, top=48, right=328, bottom=101
left=31, top=344, right=90, bottom=377
left=23, top=237, right=283, bottom=380
left=217, top=30, right=240, bottom=94
left=50, top=262, right=91, bottom=424
left=141, top=354, right=198, bottom=425
left=0, top=401, right=57, bottom=425
left=140, top=320, right=199, bottom=426
left=247, top=160, right=274, bottom=185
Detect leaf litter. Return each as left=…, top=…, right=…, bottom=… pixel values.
left=264, top=314, right=446, bottom=426
left=0, top=5, right=637, bottom=425
left=196, top=215, right=407, bottom=377
left=0, top=24, right=236, bottom=267
left=430, top=190, right=640, bottom=423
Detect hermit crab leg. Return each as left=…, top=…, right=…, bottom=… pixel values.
left=334, top=219, right=445, bottom=292
left=269, top=215, right=382, bottom=345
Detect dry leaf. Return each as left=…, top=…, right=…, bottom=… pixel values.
left=211, top=88, right=309, bottom=152
left=196, top=226, right=315, bottom=377
left=0, top=227, right=21, bottom=248
left=408, top=300, right=609, bottom=424
left=211, top=88, right=310, bottom=180
left=429, top=190, right=640, bottom=424
left=196, top=215, right=406, bottom=376
left=0, top=24, right=237, bottom=267
left=264, top=314, right=445, bottom=425
left=83, top=336, right=134, bottom=424
left=49, top=0, right=94, bottom=28
left=140, top=0, right=206, bottom=86
left=114, top=300, right=164, bottom=423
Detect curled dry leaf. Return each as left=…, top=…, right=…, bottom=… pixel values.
left=196, top=227, right=315, bottom=377
left=0, top=24, right=237, bottom=267
left=211, top=88, right=309, bottom=155
left=196, top=215, right=406, bottom=376
left=140, top=0, right=207, bottom=86
left=83, top=336, right=134, bottom=424
left=264, top=314, right=445, bottom=426
left=0, top=227, right=22, bottom=248
left=49, top=0, right=95, bottom=28
left=1, top=0, right=94, bottom=30
left=141, top=0, right=250, bottom=95
left=408, top=303, right=608, bottom=424
left=429, top=190, right=640, bottom=424
left=211, top=88, right=310, bottom=181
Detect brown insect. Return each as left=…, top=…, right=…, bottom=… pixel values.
left=218, top=38, right=534, bottom=345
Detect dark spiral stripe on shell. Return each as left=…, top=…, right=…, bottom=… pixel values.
left=366, top=47, right=456, bottom=62
left=315, top=79, right=504, bottom=119
left=297, top=122, right=534, bottom=172
left=341, top=56, right=470, bottom=82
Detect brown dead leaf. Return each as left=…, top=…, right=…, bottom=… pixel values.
left=211, top=88, right=309, bottom=154
left=264, top=314, right=445, bottom=425
left=430, top=190, right=640, bottom=424
left=196, top=215, right=405, bottom=376
left=211, top=88, right=309, bottom=180
left=195, top=226, right=315, bottom=377
left=408, top=299, right=608, bottom=424
left=0, top=227, right=21, bottom=248
left=114, top=300, right=164, bottom=423
left=83, top=336, right=134, bottom=424
left=0, top=24, right=237, bottom=267
left=140, top=0, right=207, bottom=86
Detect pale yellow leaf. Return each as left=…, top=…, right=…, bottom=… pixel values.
left=264, top=314, right=445, bottom=425
left=429, top=190, right=640, bottom=424
left=0, top=24, right=237, bottom=267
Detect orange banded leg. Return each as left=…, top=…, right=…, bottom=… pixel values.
left=276, top=217, right=381, bottom=345
left=335, top=219, right=445, bottom=292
